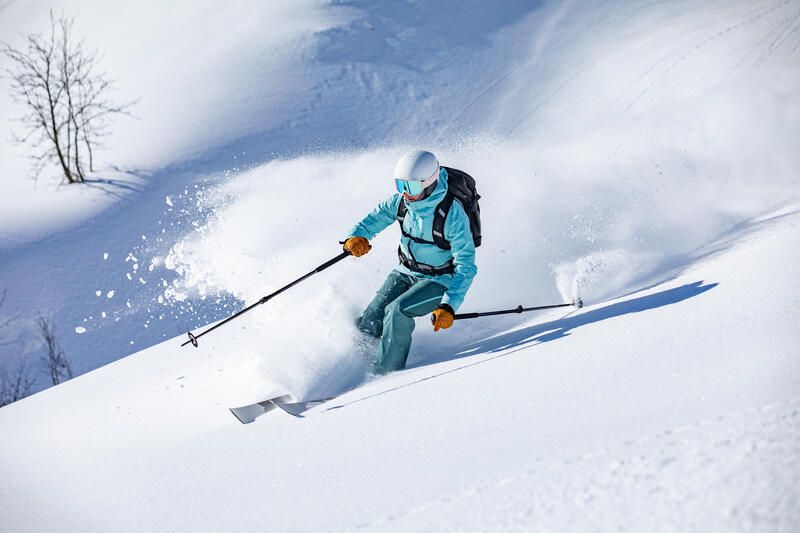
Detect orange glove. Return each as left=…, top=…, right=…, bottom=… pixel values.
left=431, top=304, right=455, bottom=332
left=343, top=236, right=372, bottom=257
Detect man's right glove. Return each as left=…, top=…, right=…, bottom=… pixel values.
left=343, top=236, right=372, bottom=257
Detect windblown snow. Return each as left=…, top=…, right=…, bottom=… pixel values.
left=1, top=0, right=799, bottom=531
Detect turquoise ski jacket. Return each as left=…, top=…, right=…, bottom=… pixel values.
left=346, top=167, right=477, bottom=311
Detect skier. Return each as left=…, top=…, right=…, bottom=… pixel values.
left=343, top=150, right=478, bottom=374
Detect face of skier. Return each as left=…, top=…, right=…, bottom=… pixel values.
left=396, top=168, right=438, bottom=202
left=402, top=190, right=424, bottom=202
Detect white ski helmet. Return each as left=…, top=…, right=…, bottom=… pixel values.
left=393, top=150, right=439, bottom=182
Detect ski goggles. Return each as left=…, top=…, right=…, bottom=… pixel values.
left=395, top=169, right=438, bottom=196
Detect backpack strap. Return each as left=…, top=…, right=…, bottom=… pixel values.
left=396, top=200, right=437, bottom=246
left=431, top=193, right=455, bottom=251
left=397, top=196, right=455, bottom=250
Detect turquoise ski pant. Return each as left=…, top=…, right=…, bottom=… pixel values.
left=357, top=271, right=447, bottom=374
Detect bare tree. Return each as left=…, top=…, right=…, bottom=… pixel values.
left=36, top=314, right=73, bottom=385
left=0, top=290, right=12, bottom=346
left=0, top=290, right=35, bottom=407
left=0, top=362, right=35, bottom=407
left=1, top=10, right=135, bottom=184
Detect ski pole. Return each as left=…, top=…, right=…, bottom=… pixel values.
left=182, top=251, right=351, bottom=347
left=449, top=299, right=583, bottom=321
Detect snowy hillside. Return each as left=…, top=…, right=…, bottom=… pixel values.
left=1, top=201, right=798, bottom=531
left=1, top=0, right=799, bottom=530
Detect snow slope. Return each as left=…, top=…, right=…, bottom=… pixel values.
left=1, top=0, right=799, bottom=530
left=1, top=200, right=798, bottom=532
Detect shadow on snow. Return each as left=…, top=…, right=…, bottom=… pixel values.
left=424, top=280, right=718, bottom=365
left=327, top=280, right=717, bottom=411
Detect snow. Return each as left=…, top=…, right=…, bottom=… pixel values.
left=1, top=0, right=799, bottom=530
left=1, top=209, right=798, bottom=531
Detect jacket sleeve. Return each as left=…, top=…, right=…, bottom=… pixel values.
left=439, top=201, right=477, bottom=312
left=346, top=194, right=402, bottom=241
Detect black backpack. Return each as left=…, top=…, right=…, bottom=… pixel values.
left=396, top=166, right=482, bottom=250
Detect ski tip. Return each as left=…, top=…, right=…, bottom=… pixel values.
left=575, top=298, right=583, bottom=309
left=229, top=408, right=253, bottom=424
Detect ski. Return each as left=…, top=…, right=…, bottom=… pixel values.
left=229, top=395, right=291, bottom=424
left=270, top=396, right=336, bottom=417
left=229, top=394, right=335, bottom=423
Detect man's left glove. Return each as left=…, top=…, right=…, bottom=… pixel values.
left=431, top=303, right=455, bottom=332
